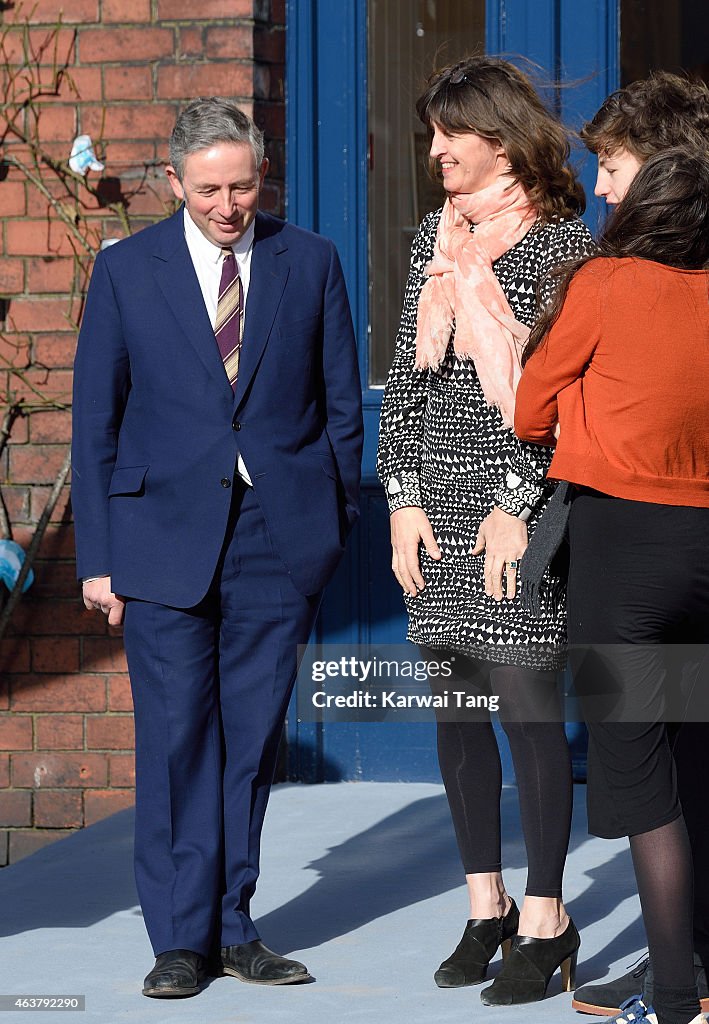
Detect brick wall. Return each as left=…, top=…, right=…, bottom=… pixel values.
left=0, top=0, right=285, bottom=866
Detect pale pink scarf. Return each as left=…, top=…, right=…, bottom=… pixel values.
left=415, top=177, right=537, bottom=428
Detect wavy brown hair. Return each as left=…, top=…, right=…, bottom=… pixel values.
left=523, top=147, right=709, bottom=365
left=580, top=71, right=709, bottom=160
left=416, top=55, right=585, bottom=223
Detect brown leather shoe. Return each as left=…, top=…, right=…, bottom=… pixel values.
left=221, top=940, right=311, bottom=985
left=142, top=949, right=208, bottom=998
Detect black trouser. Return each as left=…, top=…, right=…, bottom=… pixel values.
left=422, top=649, right=573, bottom=898
left=567, top=490, right=709, bottom=975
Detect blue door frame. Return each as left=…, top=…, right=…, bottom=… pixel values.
left=285, top=0, right=619, bottom=782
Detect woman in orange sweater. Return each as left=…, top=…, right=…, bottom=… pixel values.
left=515, top=147, right=709, bottom=1024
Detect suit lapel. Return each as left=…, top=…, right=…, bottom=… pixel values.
left=151, top=210, right=233, bottom=395
left=234, top=212, right=289, bottom=409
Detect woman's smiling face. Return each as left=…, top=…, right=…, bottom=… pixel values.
left=429, top=121, right=508, bottom=195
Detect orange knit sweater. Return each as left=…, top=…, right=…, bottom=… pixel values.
left=515, top=257, right=709, bottom=507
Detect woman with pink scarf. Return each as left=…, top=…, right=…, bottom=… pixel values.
left=377, top=56, right=593, bottom=1006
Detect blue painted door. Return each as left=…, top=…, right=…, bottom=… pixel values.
left=285, top=0, right=618, bottom=781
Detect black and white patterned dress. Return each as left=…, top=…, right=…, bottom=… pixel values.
left=377, top=209, right=595, bottom=669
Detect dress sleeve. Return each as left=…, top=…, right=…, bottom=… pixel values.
left=492, top=218, right=597, bottom=518
left=377, top=213, right=438, bottom=513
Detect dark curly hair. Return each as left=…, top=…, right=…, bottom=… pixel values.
left=580, top=71, right=709, bottom=160
left=523, top=147, right=709, bottom=365
left=415, top=55, right=585, bottom=223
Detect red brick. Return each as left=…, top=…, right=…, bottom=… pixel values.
left=159, top=0, right=251, bottom=14
left=179, top=26, right=203, bottom=57
left=0, top=334, right=31, bottom=368
left=10, top=367, right=74, bottom=403
left=0, top=259, right=24, bottom=294
left=101, top=141, right=157, bottom=168
left=0, top=715, right=33, bottom=750
left=11, top=751, right=108, bottom=788
left=26, top=257, right=75, bottom=294
left=30, top=562, right=81, bottom=599
left=6, top=295, right=76, bottom=331
left=86, top=714, right=134, bottom=750
left=30, top=409, right=72, bottom=443
left=103, top=65, right=153, bottom=101
left=0, top=756, right=9, bottom=787
left=1, top=28, right=77, bottom=66
left=125, top=182, right=175, bottom=216
left=8, top=444, right=70, bottom=485
left=9, top=829, right=70, bottom=863
left=35, top=714, right=84, bottom=750
left=30, top=484, right=72, bottom=524
left=157, top=63, right=252, bottom=101
left=14, top=599, right=105, bottom=639
left=32, top=333, right=77, bottom=368
left=108, top=674, right=133, bottom=711
left=84, top=787, right=134, bottom=824
left=0, top=638, right=30, bottom=673
left=12, top=524, right=74, bottom=561
left=10, top=674, right=107, bottom=712
left=82, top=103, right=178, bottom=142
left=102, top=0, right=152, bottom=19
left=271, top=0, right=285, bottom=24
left=205, top=25, right=252, bottom=60
left=24, top=180, right=73, bottom=218
left=5, top=413, right=30, bottom=443
left=80, top=27, right=173, bottom=63
left=109, top=752, right=135, bottom=787
left=53, top=66, right=102, bottom=102
left=0, top=790, right=32, bottom=827
left=28, top=0, right=98, bottom=21
left=5, top=220, right=72, bottom=258
left=2, top=486, right=30, bottom=524
left=29, top=104, right=77, bottom=142
left=0, top=182, right=27, bottom=216
left=34, top=789, right=83, bottom=827
left=82, top=637, right=127, bottom=674
left=32, top=636, right=80, bottom=674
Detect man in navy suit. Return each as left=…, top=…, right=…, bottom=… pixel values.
left=72, top=98, right=362, bottom=998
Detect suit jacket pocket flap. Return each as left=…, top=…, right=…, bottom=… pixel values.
left=108, top=464, right=149, bottom=496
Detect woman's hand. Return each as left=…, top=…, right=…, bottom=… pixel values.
left=472, top=507, right=528, bottom=601
left=390, top=507, right=442, bottom=596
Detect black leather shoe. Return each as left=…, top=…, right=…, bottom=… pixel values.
left=434, top=897, right=520, bottom=987
left=573, top=953, right=709, bottom=1016
left=480, top=918, right=580, bottom=1005
left=142, top=949, right=208, bottom=998
left=221, top=940, right=311, bottom=985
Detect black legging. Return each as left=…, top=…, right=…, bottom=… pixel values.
left=422, top=650, right=573, bottom=898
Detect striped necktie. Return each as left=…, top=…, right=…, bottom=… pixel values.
left=215, top=247, right=244, bottom=390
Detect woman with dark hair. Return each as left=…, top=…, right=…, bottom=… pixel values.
left=377, top=55, right=594, bottom=1005
left=516, top=147, right=709, bottom=1024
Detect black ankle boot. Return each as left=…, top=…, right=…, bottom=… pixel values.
left=434, top=898, right=520, bottom=988
left=480, top=918, right=580, bottom=1005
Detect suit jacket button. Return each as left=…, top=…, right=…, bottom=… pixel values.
left=233, top=420, right=241, bottom=431
left=221, top=478, right=231, bottom=488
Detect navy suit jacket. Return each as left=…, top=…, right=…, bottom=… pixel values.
left=72, top=209, right=363, bottom=605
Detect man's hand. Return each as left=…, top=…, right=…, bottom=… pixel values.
left=390, top=507, right=442, bottom=596
left=472, top=507, right=528, bottom=602
left=82, top=576, right=125, bottom=626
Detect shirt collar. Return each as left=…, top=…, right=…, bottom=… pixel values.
left=183, top=206, right=256, bottom=263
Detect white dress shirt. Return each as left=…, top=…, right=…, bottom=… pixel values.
left=183, top=206, right=255, bottom=485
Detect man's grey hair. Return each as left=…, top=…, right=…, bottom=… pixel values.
left=169, top=97, right=265, bottom=180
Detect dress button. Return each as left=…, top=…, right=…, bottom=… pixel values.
left=221, top=478, right=231, bottom=488
left=233, top=420, right=241, bottom=431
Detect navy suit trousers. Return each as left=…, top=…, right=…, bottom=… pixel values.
left=123, top=479, right=321, bottom=955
